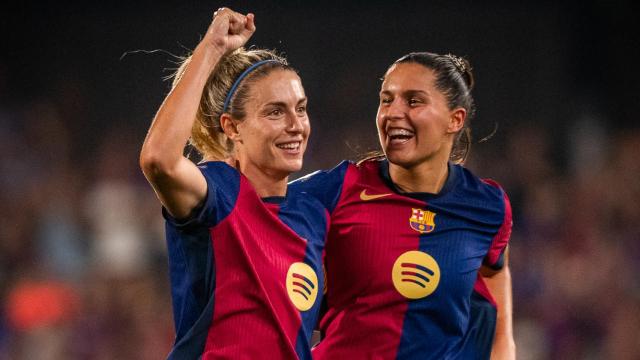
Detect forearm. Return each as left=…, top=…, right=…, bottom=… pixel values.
left=140, top=46, right=223, bottom=177
left=482, top=264, right=515, bottom=359
left=138, top=9, right=255, bottom=218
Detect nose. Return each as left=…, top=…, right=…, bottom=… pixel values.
left=382, top=98, right=405, bottom=122
left=286, top=112, right=305, bottom=133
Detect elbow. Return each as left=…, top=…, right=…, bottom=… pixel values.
left=139, top=147, right=160, bottom=179
left=139, top=145, right=175, bottom=181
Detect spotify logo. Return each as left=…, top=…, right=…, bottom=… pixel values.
left=392, top=251, right=440, bottom=299
left=286, top=262, right=319, bottom=311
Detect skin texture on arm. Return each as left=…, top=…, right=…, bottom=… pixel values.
left=139, top=9, right=255, bottom=219
left=480, top=248, right=516, bottom=360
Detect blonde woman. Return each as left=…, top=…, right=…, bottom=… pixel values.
left=140, top=9, right=326, bottom=359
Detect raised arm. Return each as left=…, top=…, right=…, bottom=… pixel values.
left=139, top=8, right=255, bottom=219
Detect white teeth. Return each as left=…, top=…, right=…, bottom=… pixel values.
left=277, top=142, right=300, bottom=149
left=388, top=128, right=414, bottom=137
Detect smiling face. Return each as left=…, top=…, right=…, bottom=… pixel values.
left=377, top=62, right=465, bottom=169
left=233, top=69, right=309, bottom=178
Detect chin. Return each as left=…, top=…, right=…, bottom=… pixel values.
left=277, top=159, right=303, bottom=175
left=288, top=160, right=304, bottom=173
left=385, top=151, right=419, bottom=169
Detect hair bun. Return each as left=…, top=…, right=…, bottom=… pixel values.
left=446, top=54, right=466, bottom=73
left=446, top=54, right=474, bottom=90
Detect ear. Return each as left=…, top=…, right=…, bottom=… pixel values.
left=220, top=113, right=242, bottom=142
left=447, top=108, right=466, bottom=134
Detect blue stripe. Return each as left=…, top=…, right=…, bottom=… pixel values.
left=402, top=262, right=435, bottom=276
left=402, top=278, right=427, bottom=287
left=276, top=195, right=328, bottom=360
left=459, top=291, right=496, bottom=359
left=165, top=224, right=217, bottom=359
left=165, top=162, right=241, bottom=358
left=397, top=202, right=469, bottom=358
left=401, top=271, right=430, bottom=284
left=293, top=281, right=312, bottom=296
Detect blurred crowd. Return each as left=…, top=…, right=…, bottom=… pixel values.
left=1, top=72, right=639, bottom=360
left=0, top=93, right=173, bottom=359
left=468, top=122, right=640, bottom=359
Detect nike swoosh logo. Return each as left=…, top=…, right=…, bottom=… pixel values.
left=360, top=189, right=392, bottom=201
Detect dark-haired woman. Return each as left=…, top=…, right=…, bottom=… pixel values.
left=291, top=52, right=514, bottom=359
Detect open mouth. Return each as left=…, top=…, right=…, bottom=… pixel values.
left=276, top=141, right=302, bottom=153
left=387, top=128, right=415, bottom=144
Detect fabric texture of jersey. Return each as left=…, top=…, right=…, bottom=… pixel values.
left=290, top=158, right=512, bottom=360
left=163, top=161, right=329, bottom=360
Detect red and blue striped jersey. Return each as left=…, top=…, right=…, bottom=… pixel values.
left=163, top=162, right=329, bottom=359
left=290, top=158, right=512, bottom=359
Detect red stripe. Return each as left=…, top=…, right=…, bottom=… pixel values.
left=292, top=273, right=314, bottom=288
left=314, top=161, right=425, bottom=359
left=472, top=274, right=497, bottom=307
left=292, top=281, right=312, bottom=295
left=481, top=180, right=512, bottom=267
left=401, top=271, right=430, bottom=283
left=203, top=176, right=305, bottom=358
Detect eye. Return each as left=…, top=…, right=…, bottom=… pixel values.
left=380, top=97, right=392, bottom=105
left=268, top=108, right=284, bottom=117
left=408, top=98, right=422, bottom=106
left=296, top=104, right=307, bottom=114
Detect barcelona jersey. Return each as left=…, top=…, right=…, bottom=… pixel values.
left=163, top=162, right=329, bottom=359
left=290, top=158, right=512, bottom=359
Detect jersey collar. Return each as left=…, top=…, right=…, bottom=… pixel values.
left=379, top=159, right=459, bottom=200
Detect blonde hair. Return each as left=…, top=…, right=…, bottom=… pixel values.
left=172, top=48, right=290, bottom=160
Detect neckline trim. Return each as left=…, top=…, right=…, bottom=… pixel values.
left=378, top=159, right=458, bottom=201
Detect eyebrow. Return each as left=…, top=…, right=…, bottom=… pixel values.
left=263, top=97, right=308, bottom=107
left=380, top=89, right=429, bottom=97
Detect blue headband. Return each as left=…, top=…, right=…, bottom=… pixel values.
left=222, top=59, right=281, bottom=113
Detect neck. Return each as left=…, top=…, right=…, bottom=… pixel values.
left=389, top=158, right=449, bottom=194
left=236, top=158, right=289, bottom=198
left=246, top=170, right=288, bottom=197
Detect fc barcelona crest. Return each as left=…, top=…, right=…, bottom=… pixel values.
left=410, top=208, right=436, bottom=233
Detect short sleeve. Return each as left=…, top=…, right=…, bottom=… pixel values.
left=482, top=184, right=513, bottom=270
left=162, top=162, right=240, bottom=230
left=289, top=161, right=350, bottom=213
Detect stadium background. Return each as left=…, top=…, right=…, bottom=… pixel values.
left=1, top=1, right=638, bottom=359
